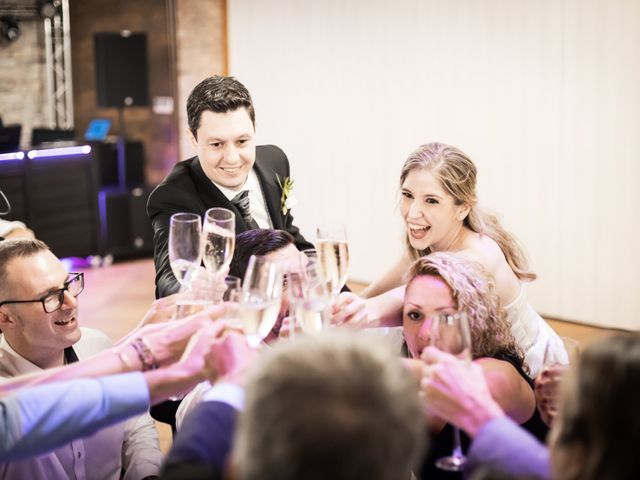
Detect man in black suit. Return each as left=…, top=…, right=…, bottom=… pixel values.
left=147, top=76, right=313, bottom=298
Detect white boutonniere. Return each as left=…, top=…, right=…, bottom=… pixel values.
left=276, top=174, right=296, bottom=215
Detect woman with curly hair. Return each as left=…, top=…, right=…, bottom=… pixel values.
left=402, top=252, right=548, bottom=479
left=364, top=142, right=564, bottom=376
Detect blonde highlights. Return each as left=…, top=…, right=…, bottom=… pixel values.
left=400, top=142, right=536, bottom=281
left=406, top=252, right=524, bottom=365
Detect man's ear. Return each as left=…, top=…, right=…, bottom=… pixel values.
left=188, top=127, right=197, bottom=150
left=0, top=308, right=16, bottom=330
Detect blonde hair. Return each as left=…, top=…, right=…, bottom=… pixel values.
left=406, top=252, right=524, bottom=366
left=401, top=142, right=536, bottom=282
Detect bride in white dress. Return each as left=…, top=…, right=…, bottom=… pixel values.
left=362, top=142, right=564, bottom=377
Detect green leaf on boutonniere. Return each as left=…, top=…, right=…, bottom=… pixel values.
left=276, top=174, right=296, bottom=215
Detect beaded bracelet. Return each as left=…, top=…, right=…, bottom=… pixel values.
left=130, top=338, right=158, bottom=371
left=117, top=339, right=158, bottom=372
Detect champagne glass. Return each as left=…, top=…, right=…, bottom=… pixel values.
left=203, top=207, right=235, bottom=274
left=174, top=269, right=217, bottom=319
left=315, top=224, right=349, bottom=299
left=300, top=248, right=318, bottom=266
left=429, top=311, right=472, bottom=472
left=220, top=275, right=243, bottom=328
left=288, top=262, right=331, bottom=335
left=240, top=255, right=283, bottom=348
left=168, top=212, right=202, bottom=287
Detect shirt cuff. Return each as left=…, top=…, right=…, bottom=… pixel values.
left=202, top=383, right=245, bottom=411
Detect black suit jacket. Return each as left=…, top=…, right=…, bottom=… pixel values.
left=147, top=144, right=313, bottom=298
left=161, top=401, right=237, bottom=480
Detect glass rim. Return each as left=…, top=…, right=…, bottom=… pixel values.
left=170, top=212, right=201, bottom=223
left=205, top=207, right=235, bottom=221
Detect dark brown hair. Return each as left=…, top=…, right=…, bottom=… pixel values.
left=187, top=75, right=255, bottom=137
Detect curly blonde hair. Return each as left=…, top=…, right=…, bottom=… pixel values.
left=401, top=142, right=536, bottom=282
left=406, top=252, right=524, bottom=366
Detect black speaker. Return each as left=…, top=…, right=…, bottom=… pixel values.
left=98, top=186, right=153, bottom=259
left=94, top=32, right=149, bottom=108
left=92, top=140, right=145, bottom=187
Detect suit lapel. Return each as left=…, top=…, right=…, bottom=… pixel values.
left=254, top=158, right=284, bottom=229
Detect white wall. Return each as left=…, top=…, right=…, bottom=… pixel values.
left=228, top=0, right=640, bottom=331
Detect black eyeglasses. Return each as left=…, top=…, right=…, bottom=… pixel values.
left=0, top=272, right=84, bottom=313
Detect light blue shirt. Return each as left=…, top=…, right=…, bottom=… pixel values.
left=467, top=416, right=551, bottom=479
left=0, top=372, right=150, bottom=462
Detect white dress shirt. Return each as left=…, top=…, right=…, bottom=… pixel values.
left=212, top=169, right=273, bottom=228
left=0, top=328, right=162, bottom=480
left=175, top=381, right=245, bottom=431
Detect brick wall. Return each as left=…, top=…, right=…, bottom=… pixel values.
left=0, top=19, right=48, bottom=149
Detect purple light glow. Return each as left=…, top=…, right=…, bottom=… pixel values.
left=27, top=145, right=92, bottom=159
left=0, top=151, right=25, bottom=161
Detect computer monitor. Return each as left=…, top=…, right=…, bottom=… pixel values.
left=84, top=118, right=111, bottom=141
left=0, top=125, right=21, bottom=153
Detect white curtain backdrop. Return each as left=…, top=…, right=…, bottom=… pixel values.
left=227, top=0, right=640, bottom=331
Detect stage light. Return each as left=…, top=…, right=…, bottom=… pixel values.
left=37, top=0, right=61, bottom=19
left=0, top=16, right=20, bottom=43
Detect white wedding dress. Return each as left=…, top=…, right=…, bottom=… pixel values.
left=505, top=285, right=567, bottom=377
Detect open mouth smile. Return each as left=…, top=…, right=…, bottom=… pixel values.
left=407, top=223, right=430, bottom=239
left=54, top=317, right=76, bottom=327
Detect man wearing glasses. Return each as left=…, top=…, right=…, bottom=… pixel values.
left=0, top=239, right=162, bottom=479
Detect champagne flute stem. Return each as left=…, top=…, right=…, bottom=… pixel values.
left=452, top=427, right=464, bottom=459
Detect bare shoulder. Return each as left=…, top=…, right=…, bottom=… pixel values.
left=475, top=357, right=520, bottom=391
left=475, top=357, right=535, bottom=422
left=457, top=233, right=504, bottom=273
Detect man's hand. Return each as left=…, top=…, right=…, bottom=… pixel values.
left=420, top=346, right=505, bottom=437
left=116, top=304, right=227, bottom=367
left=206, top=331, right=256, bottom=387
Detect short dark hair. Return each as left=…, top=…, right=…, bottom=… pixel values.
left=229, top=229, right=294, bottom=280
left=0, top=238, right=49, bottom=296
left=233, top=332, right=427, bottom=480
left=186, top=75, right=256, bottom=137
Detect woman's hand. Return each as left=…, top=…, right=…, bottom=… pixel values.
left=139, top=294, right=179, bottom=326
left=331, top=292, right=368, bottom=326
left=535, top=364, right=565, bottom=427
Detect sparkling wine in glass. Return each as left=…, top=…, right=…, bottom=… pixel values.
left=288, top=263, right=331, bottom=334
left=315, top=224, right=349, bottom=298
left=174, top=269, right=217, bottom=319
left=240, top=255, right=283, bottom=348
left=169, top=212, right=202, bottom=286
left=429, top=311, right=472, bottom=472
left=220, top=275, right=243, bottom=328
left=203, top=207, right=235, bottom=274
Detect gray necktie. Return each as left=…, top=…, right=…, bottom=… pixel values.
left=231, top=190, right=260, bottom=229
